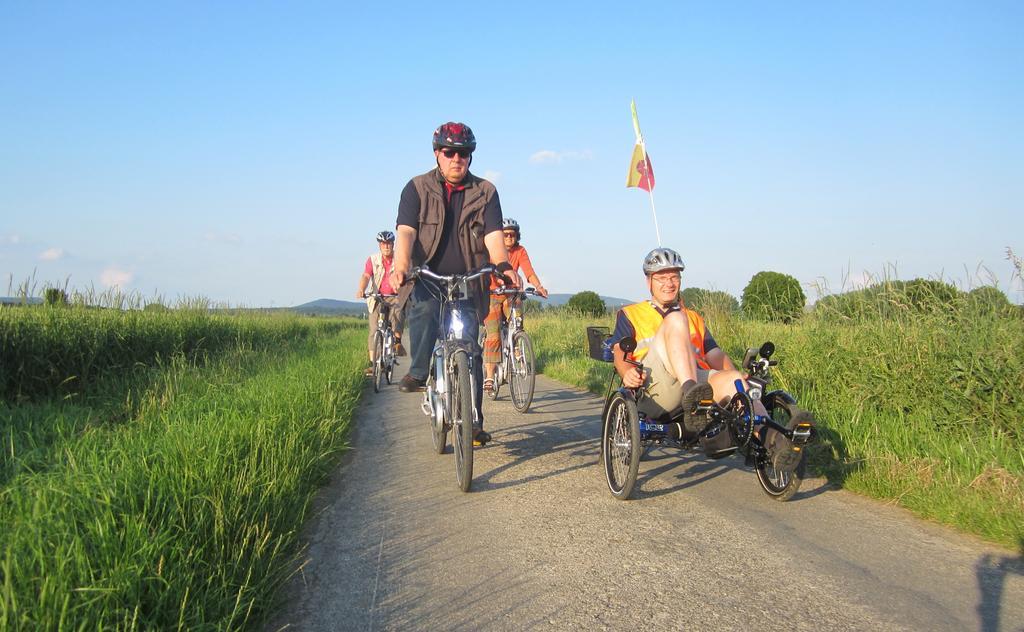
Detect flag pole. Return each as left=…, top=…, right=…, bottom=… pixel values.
left=643, top=138, right=662, bottom=246
left=631, top=100, right=662, bottom=246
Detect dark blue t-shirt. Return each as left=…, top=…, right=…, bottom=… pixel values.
left=396, top=174, right=503, bottom=275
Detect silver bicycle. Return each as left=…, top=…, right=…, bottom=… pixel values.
left=413, top=265, right=498, bottom=492
left=487, top=287, right=542, bottom=412
left=364, top=291, right=398, bottom=394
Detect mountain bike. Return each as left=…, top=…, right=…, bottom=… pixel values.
left=364, top=291, right=399, bottom=393
left=487, top=286, right=543, bottom=412
left=589, top=327, right=816, bottom=501
left=413, top=264, right=498, bottom=492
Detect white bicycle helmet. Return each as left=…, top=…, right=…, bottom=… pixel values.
left=502, top=218, right=521, bottom=236
left=642, top=247, right=685, bottom=275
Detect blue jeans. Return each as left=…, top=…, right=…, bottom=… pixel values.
left=406, top=282, right=485, bottom=426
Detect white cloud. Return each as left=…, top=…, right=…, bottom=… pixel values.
left=482, top=170, right=502, bottom=183
left=39, top=247, right=64, bottom=261
left=529, top=149, right=593, bottom=164
left=100, top=267, right=133, bottom=288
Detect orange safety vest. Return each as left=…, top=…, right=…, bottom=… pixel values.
left=620, top=301, right=711, bottom=370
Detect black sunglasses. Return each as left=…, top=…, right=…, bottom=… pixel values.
left=439, top=147, right=471, bottom=159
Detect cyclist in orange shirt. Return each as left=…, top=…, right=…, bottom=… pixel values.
left=483, top=218, right=548, bottom=393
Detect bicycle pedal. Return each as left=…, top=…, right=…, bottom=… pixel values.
left=791, top=422, right=815, bottom=444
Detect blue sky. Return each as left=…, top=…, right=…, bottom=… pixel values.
left=2, top=1, right=1022, bottom=306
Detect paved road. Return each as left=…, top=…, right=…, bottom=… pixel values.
left=266, top=375, right=1024, bottom=631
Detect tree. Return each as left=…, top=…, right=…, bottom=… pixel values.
left=44, top=288, right=68, bottom=306
left=566, top=290, right=606, bottom=317
left=741, top=271, right=805, bottom=322
left=967, top=286, right=1010, bottom=314
left=681, top=287, right=739, bottom=314
left=522, top=298, right=544, bottom=314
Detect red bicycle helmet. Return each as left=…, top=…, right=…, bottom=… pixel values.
left=432, top=122, right=477, bottom=151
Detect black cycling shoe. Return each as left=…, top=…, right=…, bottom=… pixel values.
left=681, top=382, right=715, bottom=434
left=398, top=374, right=427, bottom=393
left=472, top=426, right=491, bottom=447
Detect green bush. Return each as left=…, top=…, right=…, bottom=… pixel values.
left=523, top=298, right=544, bottom=314
left=816, top=278, right=966, bottom=321
left=681, top=287, right=739, bottom=314
left=43, top=288, right=68, bottom=306
left=741, top=271, right=805, bottom=322
left=566, top=290, right=606, bottom=317
left=967, top=286, right=1010, bottom=314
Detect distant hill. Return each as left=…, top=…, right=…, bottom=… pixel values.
left=0, top=296, right=43, bottom=306
left=291, top=298, right=367, bottom=316
left=542, top=293, right=636, bottom=310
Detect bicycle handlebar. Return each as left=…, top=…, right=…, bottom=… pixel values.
left=409, top=264, right=498, bottom=285
left=490, top=286, right=545, bottom=299
left=363, top=291, right=399, bottom=299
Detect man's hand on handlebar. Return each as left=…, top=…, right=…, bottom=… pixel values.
left=493, top=261, right=517, bottom=287
left=621, top=365, right=644, bottom=389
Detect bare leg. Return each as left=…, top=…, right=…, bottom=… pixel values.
left=652, top=310, right=699, bottom=385
left=708, top=370, right=769, bottom=416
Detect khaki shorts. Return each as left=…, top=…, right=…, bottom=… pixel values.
left=637, top=350, right=714, bottom=420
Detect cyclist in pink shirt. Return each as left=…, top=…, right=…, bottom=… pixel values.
left=356, top=231, right=405, bottom=373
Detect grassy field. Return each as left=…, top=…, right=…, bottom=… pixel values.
left=529, top=301, right=1024, bottom=552
left=0, top=305, right=366, bottom=630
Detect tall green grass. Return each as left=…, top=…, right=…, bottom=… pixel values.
left=0, top=309, right=366, bottom=629
left=0, top=303, right=346, bottom=401
left=528, top=298, right=1024, bottom=551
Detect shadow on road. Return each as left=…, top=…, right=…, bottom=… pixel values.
left=975, top=540, right=1024, bottom=632
left=473, top=413, right=599, bottom=492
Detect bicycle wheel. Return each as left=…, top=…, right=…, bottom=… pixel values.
left=754, top=399, right=807, bottom=501
left=383, top=330, right=394, bottom=385
left=602, top=391, right=641, bottom=500
left=488, top=353, right=501, bottom=401
left=509, top=331, right=536, bottom=412
left=429, top=383, right=447, bottom=455
left=451, top=350, right=475, bottom=492
left=372, top=331, right=385, bottom=393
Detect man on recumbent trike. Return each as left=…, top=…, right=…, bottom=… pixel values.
left=608, top=247, right=808, bottom=475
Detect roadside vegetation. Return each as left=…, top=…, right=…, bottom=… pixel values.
left=1, top=299, right=366, bottom=629
left=530, top=280, right=1024, bottom=551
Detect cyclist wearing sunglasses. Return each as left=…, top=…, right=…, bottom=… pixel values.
left=482, top=218, right=548, bottom=393
left=390, top=122, right=513, bottom=445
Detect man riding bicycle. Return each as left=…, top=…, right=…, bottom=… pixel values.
left=609, top=247, right=803, bottom=472
left=390, top=121, right=514, bottom=445
left=482, top=218, right=548, bottom=394
left=356, top=231, right=405, bottom=375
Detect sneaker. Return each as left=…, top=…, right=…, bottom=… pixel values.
left=473, top=426, right=491, bottom=447
left=483, top=378, right=495, bottom=394
left=680, top=382, right=715, bottom=433
left=398, top=375, right=427, bottom=393
left=364, top=366, right=374, bottom=377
